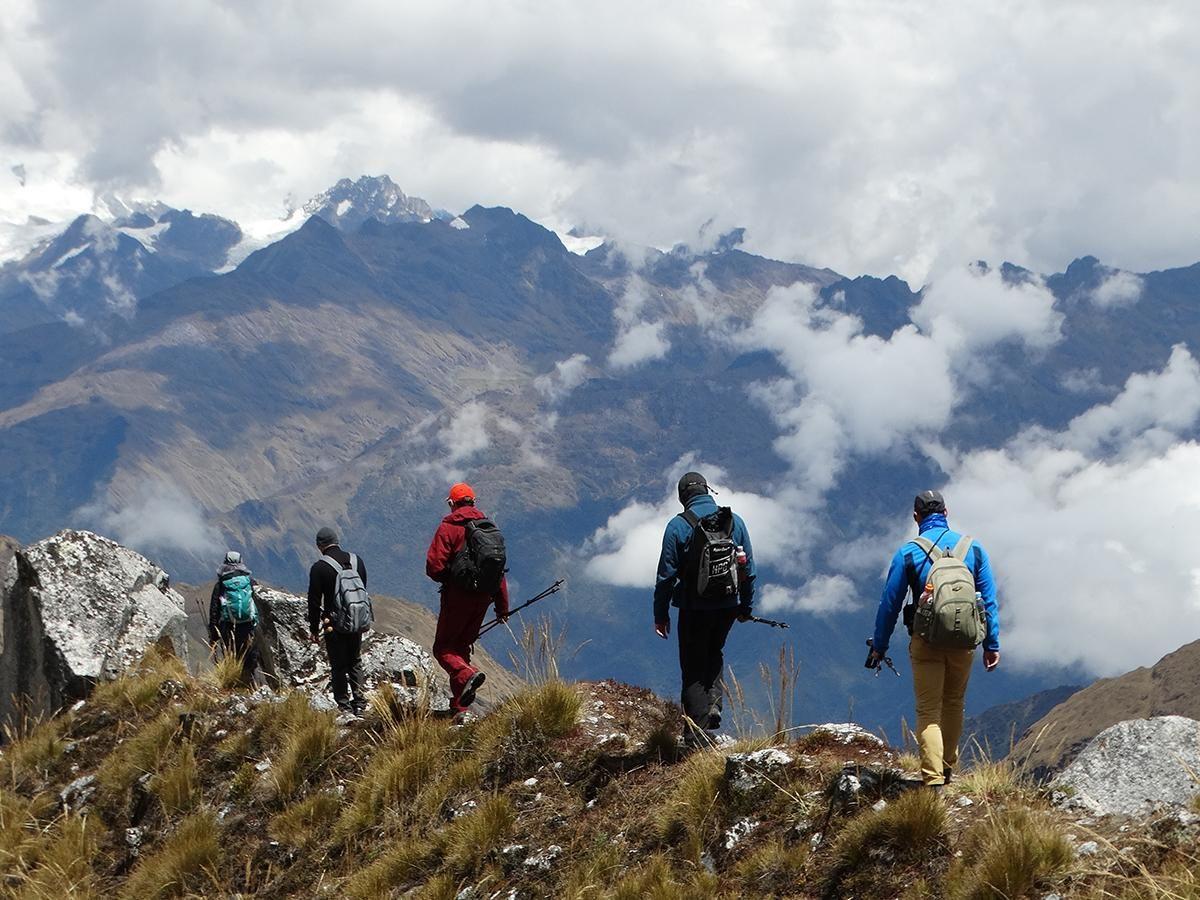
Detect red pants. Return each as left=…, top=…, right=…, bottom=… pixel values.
left=433, top=594, right=491, bottom=712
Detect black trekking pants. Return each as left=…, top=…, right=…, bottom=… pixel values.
left=217, top=621, right=259, bottom=687
left=324, top=631, right=364, bottom=709
left=677, top=606, right=739, bottom=728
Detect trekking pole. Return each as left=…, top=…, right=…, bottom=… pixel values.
left=477, top=579, right=565, bottom=638
left=864, top=639, right=901, bottom=678
left=748, top=615, right=789, bottom=629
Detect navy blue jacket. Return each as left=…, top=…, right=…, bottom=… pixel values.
left=873, top=513, right=1000, bottom=654
left=654, top=494, right=756, bottom=622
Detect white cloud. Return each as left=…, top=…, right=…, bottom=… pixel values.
left=439, top=401, right=492, bottom=464
left=534, top=353, right=591, bottom=402
left=80, top=481, right=222, bottom=559
left=1059, top=344, right=1200, bottom=457
left=1088, top=269, right=1144, bottom=308
left=5, top=2, right=1199, bottom=282
left=940, top=347, right=1200, bottom=676
left=608, top=320, right=670, bottom=370
left=911, top=264, right=1063, bottom=357
left=758, top=575, right=859, bottom=616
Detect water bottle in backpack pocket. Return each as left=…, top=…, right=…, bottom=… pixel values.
left=910, top=535, right=985, bottom=650
left=321, top=554, right=374, bottom=634
left=681, top=507, right=739, bottom=602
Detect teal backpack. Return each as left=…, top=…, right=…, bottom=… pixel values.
left=220, top=574, right=257, bottom=624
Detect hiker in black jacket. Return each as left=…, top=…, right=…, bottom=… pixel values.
left=655, top=472, right=756, bottom=748
left=307, top=527, right=368, bottom=715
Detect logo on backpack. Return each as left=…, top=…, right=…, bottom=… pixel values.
left=910, top=535, right=985, bottom=650
left=681, top=507, right=739, bottom=602
left=321, top=554, right=374, bottom=634
left=220, top=574, right=257, bottom=624
left=449, top=518, right=508, bottom=595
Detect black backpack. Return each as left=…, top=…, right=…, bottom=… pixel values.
left=448, top=518, right=508, bottom=594
left=681, top=507, right=738, bottom=602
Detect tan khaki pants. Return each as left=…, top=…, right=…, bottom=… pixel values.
left=909, top=635, right=974, bottom=785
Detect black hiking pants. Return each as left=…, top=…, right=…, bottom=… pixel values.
left=325, top=631, right=364, bottom=710
left=217, top=621, right=259, bottom=687
left=677, top=606, right=739, bottom=729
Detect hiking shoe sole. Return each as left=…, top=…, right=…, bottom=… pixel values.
left=459, top=671, right=486, bottom=708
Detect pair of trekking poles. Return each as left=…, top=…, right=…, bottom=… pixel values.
left=474, top=578, right=791, bottom=639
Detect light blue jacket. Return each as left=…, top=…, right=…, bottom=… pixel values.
left=873, top=513, right=1000, bottom=654
left=654, top=493, right=756, bottom=621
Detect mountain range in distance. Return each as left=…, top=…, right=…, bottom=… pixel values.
left=2, top=173, right=1199, bottom=734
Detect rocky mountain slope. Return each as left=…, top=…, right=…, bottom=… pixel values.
left=1011, top=637, right=1200, bottom=778
left=0, top=531, right=520, bottom=726
left=962, top=683, right=1083, bottom=760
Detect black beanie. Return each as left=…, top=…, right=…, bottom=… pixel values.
left=678, top=472, right=709, bottom=505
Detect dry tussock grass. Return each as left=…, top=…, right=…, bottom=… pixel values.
left=944, top=807, right=1072, bottom=900
left=119, top=811, right=220, bottom=900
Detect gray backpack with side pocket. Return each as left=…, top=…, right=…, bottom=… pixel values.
left=910, top=535, right=985, bottom=650
left=321, top=554, right=374, bottom=634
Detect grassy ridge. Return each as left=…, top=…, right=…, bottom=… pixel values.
left=2, top=642, right=1199, bottom=897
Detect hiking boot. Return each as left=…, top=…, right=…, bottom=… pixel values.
left=706, top=711, right=722, bottom=730
left=351, top=700, right=367, bottom=718
left=943, top=766, right=953, bottom=784
left=459, top=671, right=486, bottom=708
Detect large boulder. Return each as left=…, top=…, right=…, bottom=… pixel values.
left=0, top=530, right=189, bottom=723
left=254, top=585, right=447, bottom=711
left=1051, top=716, right=1200, bottom=817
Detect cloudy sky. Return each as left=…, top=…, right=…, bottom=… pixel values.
left=3, top=0, right=1199, bottom=282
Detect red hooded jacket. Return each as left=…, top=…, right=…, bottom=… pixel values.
left=425, top=505, right=510, bottom=614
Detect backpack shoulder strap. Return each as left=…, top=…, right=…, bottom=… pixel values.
left=347, top=554, right=358, bottom=573
left=911, top=536, right=943, bottom=561
left=680, top=510, right=700, bottom=529
left=321, top=555, right=346, bottom=573
left=948, top=536, right=974, bottom=562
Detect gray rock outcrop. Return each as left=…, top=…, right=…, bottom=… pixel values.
left=0, top=530, right=189, bottom=724
left=1051, top=716, right=1200, bottom=817
left=254, top=584, right=446, bottom=711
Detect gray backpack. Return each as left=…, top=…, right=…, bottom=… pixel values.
left=321, top=554, right=374, bottom=634
left=910, top=535, right=985, bottom=650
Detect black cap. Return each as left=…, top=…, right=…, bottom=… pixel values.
left=315, top=526, right=339, bottom=546
left=678, top=472, right=709, bottom=505
left=914, top=490, right=946, bottom=517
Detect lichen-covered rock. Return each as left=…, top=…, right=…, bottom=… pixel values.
left=253, top=583, right=446, bottom=711
left=725, top=747, right=795, bottom=797
left=0, top=530, right=189, bottom=723
left=1051, top=716, right=1200, bottom=817
left=810, top=723, right=885, bottom=746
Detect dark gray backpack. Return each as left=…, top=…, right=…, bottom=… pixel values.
left=321, top=554, right=374, bottom=634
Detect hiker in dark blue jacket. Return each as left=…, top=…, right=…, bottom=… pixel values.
left=654, top=472, right=756, bottom=747
left=869, top=490, right=1000, bottom=786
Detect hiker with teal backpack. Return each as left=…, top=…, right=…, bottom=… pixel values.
left=655, top=472, right=756, bottom=749
left=868, top=490, right=1000, bottom=788
left=208, top=550, right=260, bottom=687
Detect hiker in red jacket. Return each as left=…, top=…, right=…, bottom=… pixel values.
left=426, top=482, right=510, bottom=714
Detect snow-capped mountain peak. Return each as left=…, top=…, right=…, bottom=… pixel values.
left=301, top=174, right=445, bottom=231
